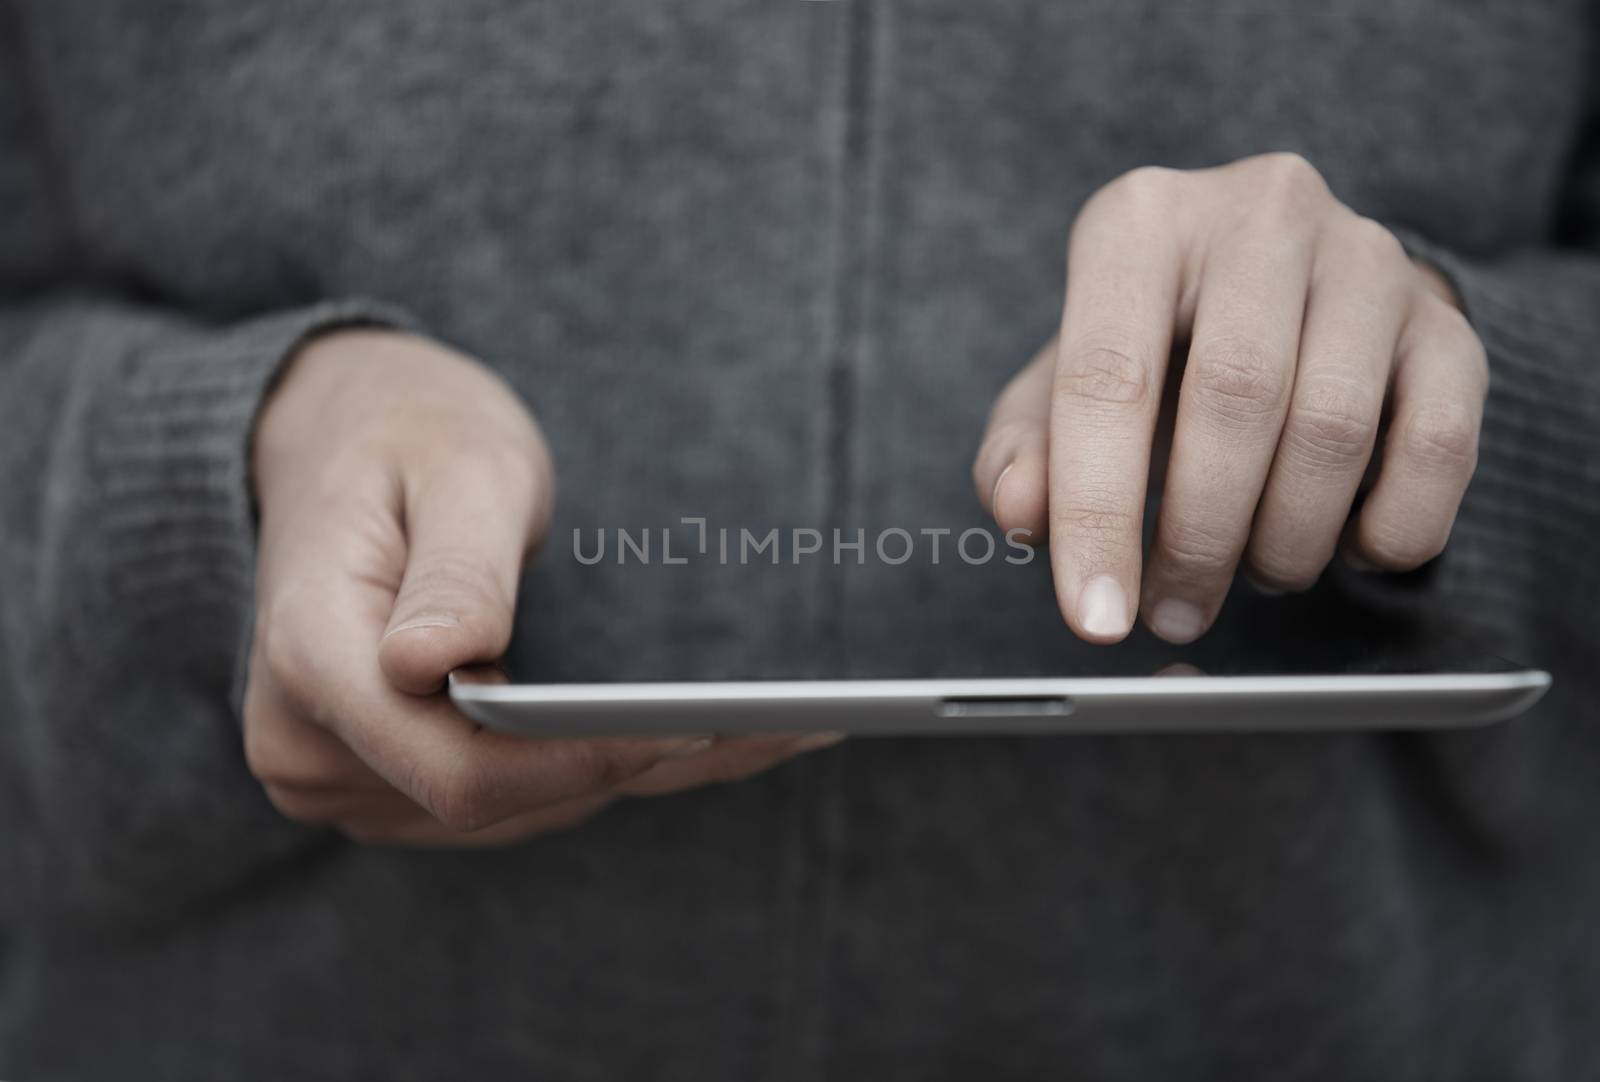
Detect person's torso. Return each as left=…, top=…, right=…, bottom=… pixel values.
left=9, top=2, right=1598, bottom=1078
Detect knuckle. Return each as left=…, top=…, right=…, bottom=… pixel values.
left=1416, top=300, right=1490, bottom=387
left=255, top=604, right=308, bottom=693
left=1088, top=165, right=1180, bottom=218
left=242, top=704, right=339, bottom=791
left=1361, top=517, right=1448, bottom=570
left=479, top=433, right=548, bottom=496
left=261, top=783, right=332, bottom=827
left=577, top=744, right=652, bottom=791
left=1054, top=497, right=1140, bottom=546
left=410, top=548, right=503, bottom=603
left=401, top=554, right=515, bottom=646
left=1283, top=380, right=1379, bottom=467
left=1253, top=151, right=1328, bottom=203
left=1185, top=337, right=1291, bottom=423
left=1057, top=341, right=1154, bottom=409
left=1157, top=519, right=1239, bottom=580
left=241, top=717, right=291, bottom=786
left=1112, top=164, right=1180, bottom=201
left=1337, top=215, right=1408, bottom=264
left=1245, top=546, right=1326, bottom=593
left=1419, top=291, right=1474, bottom=337
left=1402, top=405, right=1479, bottom=476
left=544, top=741, right=643, bottom=796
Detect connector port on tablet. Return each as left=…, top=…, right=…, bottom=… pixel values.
left=938, top=696, right=1074, bottom=718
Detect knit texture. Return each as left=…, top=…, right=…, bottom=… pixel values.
left=2, top=2, right=1598, bottom=1079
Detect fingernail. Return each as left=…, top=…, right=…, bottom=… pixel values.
left=384, top=613, right=460, bottom=639
left=791, top=731, right=847, bottom=752
left=1077, top=576, right=1131, bottom=639
left=1243, top=574, right=1284, bottom=597
left=1148, top=598, right=1205, bottom=644
left=991, top=462, right=1015, bottom=517
left=665, top=737, right=715, bottom=759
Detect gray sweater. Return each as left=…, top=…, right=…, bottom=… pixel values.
left=3, top=1, right=1599, bottom=1078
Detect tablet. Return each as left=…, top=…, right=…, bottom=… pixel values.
left=448, top=662, right=1551, bottom=738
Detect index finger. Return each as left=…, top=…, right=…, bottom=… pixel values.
left=330, top=603, right=703, bottom=832
left=264, top=522, right=703, bottom=833
left=1050, top=177, right=1186, bottom=642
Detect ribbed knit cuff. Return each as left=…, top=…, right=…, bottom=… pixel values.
left=92, top=300, right=414, bottom=702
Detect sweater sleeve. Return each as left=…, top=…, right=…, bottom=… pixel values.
left=0, top=6, right=412, bottom=923
left=0, top=306, right=419, bottom=920
left=0, top=295, right=410, bottom=669
left=1364, top=117, right=1600, bottom=842
left=0, top=1, right=405, bottom=677
left=1390, top=236, right=1600, bottom=638
left=1378, top=191, right=1600, bottom=697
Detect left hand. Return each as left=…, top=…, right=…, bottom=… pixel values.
left=245, top=329, right=841, bottom=847
left=973, top=152, right=1486, bottom=645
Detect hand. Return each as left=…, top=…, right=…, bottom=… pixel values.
left=244, top=329, right=839, bottom=846
left=973, top=153, right=1486, bottom=644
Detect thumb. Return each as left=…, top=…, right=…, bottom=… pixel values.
left=972, top=338, right=1055, bottom=542
left=380, top=463, right=548, bottom=695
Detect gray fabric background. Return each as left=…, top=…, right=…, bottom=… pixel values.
left=2, top=1, right=1599, bottom=1078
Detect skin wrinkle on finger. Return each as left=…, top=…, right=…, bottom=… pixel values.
left=983, top=157, right=1484, bottom=648
left=257, top=497, right=576, bottom=828
left=378, top=466, right=533, bottom=694
left=405, top=418, right=553, bottom=547
left=1243, top=220, right=1412, bottom=590
left=244, top=330, right=846, bottom=847
left=234, top=164, right=1484, bottom=853
left=1351, top=291, right=1486, bottom=571
left=1140, top=211, right=1317, bottom=643
left=267, top=580, right=771, bottom=831
left=1050, top=202, right=1185, bottom=642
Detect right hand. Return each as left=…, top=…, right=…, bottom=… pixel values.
left=972, top=155, right=1485, bottom=644
left=244, top=329, right=840, bottom=847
